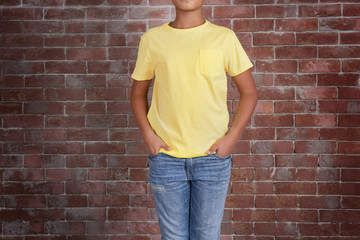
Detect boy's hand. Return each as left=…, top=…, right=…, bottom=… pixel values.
left=206, top=133, right=238, bottom=157
left=144, top=131, right=171, bottom=156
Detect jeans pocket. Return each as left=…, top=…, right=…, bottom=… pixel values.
left=213, top=153, right=232, bottom=160
left=148, top=152, right=161, bottom=160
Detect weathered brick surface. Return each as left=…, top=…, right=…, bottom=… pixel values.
left=0, top=0, right=359, bottom=238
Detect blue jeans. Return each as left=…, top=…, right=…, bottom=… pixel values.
left=149, top=153, right=231, bottom=240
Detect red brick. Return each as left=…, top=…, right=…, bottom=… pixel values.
left=66, top=75, right=106, bottom=87
left=45, top=88, right=84, bottom=101
left=0, top=182, right=23, bottom=194
left=108, top=155, right=147, bottom=168
left=107, top=182, right=147, bottom=194
left=3, top=142, right=43, bottom=154
left=320, top=155, right=360, bottom=168
left=339, top=87, right=360, bottom=99
left=128, top=222, right=160, bottom=235
left=24, top=102, right=63, bottom=114
left=107, top=20, right=147, bottom=33
left=23, top=0, right=64, bottom=5
left=44, top=142, right=83, bottom=154
left=256, top=195, right=297, bottom=208
left=88, top=61, right=127, bottom=73
left=86, top=115, right=126, bottom=128
left=89, top=195, right=129, bottom=207
left=26, top=48, right=65, bottom=60
left=3, top=221, right=44, bottom=235
left=233, top=19, right=274, bottom=32
left=298, top=223, right=339, bottom=236
left=66, top=208, right=106, bottom=221
left=0, top=102, right=22, bottom=114
left=87, top=7, right=127, bottom=19
left=3, top=89, right=43, bottom=101
left=66, top=0, right=105, bottom=5
left=45, top=8, right=85, bottom=19
left=24, top=182, right=63, bottom=194
left=320, top=18, right=360, bottom=31
left=86, top=142, right=124, bottom=154
left=88, top=168, right=128, bottom=180
left=48, top=195, right=87, bottom=207
left=24, top=155, right=65, bottom=168
left=86, top=34, right=126, bottom=47
left=257, top=5, right=296, bottom=18
left=342, top=224, right=360, bottom=236
left=234, top=209, right=275, bottom=221
left=3, top=62, right=44, bottom=74
left=276, top=182, right=316, bottom=194
left=25, top=75, right=64, bottom=87
left=254, top=33, right=295, bottom=45
left=300, top=60, right=341, bottom=73
left=255, top=222, right=296, bottom=236
left=66, top=182, right=105, bottom=194
left=45, top=116, right=85, bottom=128
left=295, top=141, right=336, bottom=154
left=255, top=168, right=296, bottom=181
left=276, top=19, right=317, bottom=31
left=343, top=59, right=360, bottom=72
left=277, top=209, right=318, bottom=222
left=275, top=74, right=316, bottom=86
left=129, top=7, right=170, bottom=19
left=233, top=182, right=273, bottom=194
left=45, top=35, right=85, bottom=46
left=67, top=48, right=106, bottom=60
left=232, top=155, right=274, bottom=169
left=231, top=168, right=254, bottom=181
left=276, top=46, right=316, bottom=59
left=86, top=222, right=126, bottom=234
left=2, top=35, right=43, bottom=47
left=319, top=101, right=360, bottom=113
left=296, top=114, right=336, bottom=127
left=24, top=21, right=63, bottom=33
left=4, top=195, right=46, bottom=208
left=0, top=76, right=23, bottom=88
left=338, top=142, right=360, bottom=154
left=0, top=129, right=23, bottom=141
left=318, top=73, right=360, bottom=86
left=277, top=128, right=318, bottom=140
left=341, top=32, right=360, bottom=44
left=0, top=209, right=24, bottom=221
left=342, top=196, right=360, bottom=207
left=258, top=87, right=295, bottom=100
left=342, top=169, right=360, bottom=181
left=296, top=87, right=337, bottom=100
left=4, top=169, right=44, bottom=181
left=244, top=46, right=274, bottom=59
left=253, top=100, right=274, bottom=114
left=299, top=196, right=340, bottom=209
left=214, top=6, right=255, bottom=18
left=299, top=168, right=339, bottom=181
left=257, top=60, right=297, bottom=73
left=275, top=100, right=316, bottom=113
left=68, top=129, right=107, bottom=141
left=66, top=102, right=105, bottom=114
left=252, top=141, right=293, bottom=153
left=343, top=4, right=360, bottom=16
left=66, top=155, right=107, bottom=168
left=25, top=209, right=65, bottom=221
left=0, top=48, right=24, bottom=60
left=45, top=222, right=85, bottom=235
left=0, top=21, right=22, bottom=33
left=108, top=208, right=148, bottom=221
left=339, top=115, right=360, bottom=127
left=1, top=0, right=21, bottom=5
left=240, top=128, right=275, bottom=140
left=46, top=169, right=87, bottom=181
left=110, top=128, right=142, bottom=141
left=297, top=32, right=338, bottom=45
left=107, top=101, right=132, bottom=114
left=299, top=4, right=341, bottom=17
left=108, top=47, right=138, bottom=60
left=4, top=116, right=43, bottom=128
left=254, top=114, right=293, bottom=127
left=46, top=62, right=86, bottom=73
left=320, top=46, right=360, bottom=58
left=320, top=128, right=360, bottom=141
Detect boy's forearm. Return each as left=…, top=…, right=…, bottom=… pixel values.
left=227, top=92, right=258, bottom=140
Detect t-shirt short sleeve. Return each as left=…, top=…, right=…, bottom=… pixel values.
left=131, top=35, right=154, bottom=81
left=225, top=31, right=253, bottom=77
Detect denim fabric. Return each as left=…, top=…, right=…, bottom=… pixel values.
left=149, top=153, right=231, bottom=240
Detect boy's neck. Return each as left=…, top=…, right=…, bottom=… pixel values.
left=170, top=8, right=205, bottom=29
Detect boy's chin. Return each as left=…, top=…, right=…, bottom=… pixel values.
left=172, top=0, right=204, bottom=11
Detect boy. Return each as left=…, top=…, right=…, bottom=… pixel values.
left=131, top=0, right=258, bottom=239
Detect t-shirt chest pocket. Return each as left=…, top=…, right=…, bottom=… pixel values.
left=199, top=50, right=224, bottom=77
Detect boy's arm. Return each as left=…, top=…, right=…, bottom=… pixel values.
left=130, top=79, right=171, bottom=156
left=207, top=69, right=258, bottom=157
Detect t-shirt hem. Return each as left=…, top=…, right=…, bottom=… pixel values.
left=131, top=74, right=153, bottom=81
left=159, top=148, right=209, bottom=158
left=230, top=63, right=254, bottom=77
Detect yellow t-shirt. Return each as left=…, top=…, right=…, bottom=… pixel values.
left=132, top=20, right=253, bottom=158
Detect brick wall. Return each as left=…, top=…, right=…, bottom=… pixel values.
left=0, top=0, right=359, bottom=239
